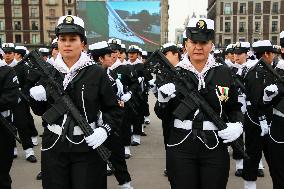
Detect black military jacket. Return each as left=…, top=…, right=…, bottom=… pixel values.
left=31, top=63, right=121, bottom=152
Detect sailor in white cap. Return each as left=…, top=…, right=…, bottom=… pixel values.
left=242, top=40, right=277, bottom=189
left=0, top=48, right=19, bottom=189
left=38, top=47, right=50, bottom=62
left=141, top=50, right=148, bottom=63
left=224, top=44, right=235, bottom=67
left=89, top=41, right=133, bottom=189
left=119, top=44, right=127, bottom=64
left=2, top=43, right=17, bottom=67
left=261, top=31, right=284, bottom=189
left=155, top=42, right=182, bottom=176
left=155, top=18, right=243, bottom=189
left=47, top=38, right=59, bottom=65
left=14, top=46, right=28, bottom=62
left=228, top=41, right=251, bottom=178
left=127, top=45, right=152, bottom=146
left=29, top=15, right=121, bottom=189
left=2, top=43, right=39, bottom=163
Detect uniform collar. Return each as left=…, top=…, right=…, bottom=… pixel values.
left=177, top=53, right=220, bottom=90
left=3, top=59, right=18, bottom=67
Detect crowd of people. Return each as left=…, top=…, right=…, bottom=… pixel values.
left=1, top=14, right=284, bottom=189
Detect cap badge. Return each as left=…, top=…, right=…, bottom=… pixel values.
left=196, top=20, right=207, bottom=30
left=65, top=16, right=73, bottom=24
left=235, top=42, right=241, bottom=48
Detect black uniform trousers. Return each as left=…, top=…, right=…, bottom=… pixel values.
left=13, top=100, right=34, bottom=150
left=26, top=109, right=38, bottom=137
left=0, top=125, right=15, bottom=189
left=242, top=114, right=271, bottom=181
left=120, top=113, right=132, bottom=146
left=232, top=134, right=244, bottom=160
left=167, top=128, right=230, bottom=189
left=106, top=132, right=131, bottom=185
left=42, top=148, right=106, bottom=189
left=267, top=115, right=284, bottom=189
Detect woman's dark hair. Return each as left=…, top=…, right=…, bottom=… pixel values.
left=164, top=48, right=182, bottom=61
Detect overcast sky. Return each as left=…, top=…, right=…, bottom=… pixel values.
left=168, top=0, right=208, bottom=41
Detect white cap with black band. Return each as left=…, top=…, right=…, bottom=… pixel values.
left=186, top=18, right=215, bottom=42
left=55, top=15, right=85, bottom=37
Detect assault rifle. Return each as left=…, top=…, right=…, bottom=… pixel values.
left=0, top=113, right=21, bottom=143
left=257, top=58, right=284, bottom=83
left=23, top=50, right=114, bottom=170
left=145, top=50, right=249, bottom=159
left=257, top=58, right=284, bottom=112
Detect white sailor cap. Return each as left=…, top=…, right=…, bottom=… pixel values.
left=15, top=46, right=28, bottom=56
left=121, top=44, right=126, bottom=49
left=273, top=45, right=281, bottom=54
left=161, top=42, right=179, bottom=54
left=89, top=41, right=114, bottom=57
left=142, top=50, right=148, bottom=56
left=225, top=44, right=235, bottom=53
left=51, top=38, right=58, bottom=49
left=128, top=45, right=140, bottom=53
left=233, top=42, right=250, bottom=54
left=252, top=40, right=276, bottom=53
left=2, top=43, right=15, bottom=52
left=183, top=30, right=187, bottom=39
left=39, top=48, right=50, bottom=56
left=177, top=44, right=183, bottom=48
left=108, top=38, right=122, bottom=50
left=55, top=15, right=85, bottom=37
left=214, top=49, right=221, bottom=54
left=186, top=18, right=215, bottom=41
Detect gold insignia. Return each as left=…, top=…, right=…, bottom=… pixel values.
left=196, top=20, right=206, bottom=30
left=216, top=86, right=229, bottom=102
left=65, top=16, right=73, bottom=24
left=235, top=42, right=241, bottom=48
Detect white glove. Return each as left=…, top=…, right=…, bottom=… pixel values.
left=29, top=85, right=47, bottom=101
left=218, top=122, right=243, bottom=143
left=259, top=119, right=269, bottom=136
left=138, top=77, right=144, bottom=83
left=121, top=92, right=131, bottom=102
left=148, top=79, right=157, bottom=93
left=148, top=79, right=156, bottom=88
left=263, top=84, right=278, bottom=102
left=238, top=94, right=247, bottom=114
left=157, top=83, right=176, bottom=103
left=85, top=127, right=108, bottom=150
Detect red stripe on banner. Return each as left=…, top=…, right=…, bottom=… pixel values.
left=133, top=32, right=160, bottom=46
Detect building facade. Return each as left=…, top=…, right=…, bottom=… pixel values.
left=0, top=0, right=76, bottom=48
left=161, top=0, right=169, bottom=44
left=207, top=0, right=284, bottom=48
left=0, top=0, right=166, bottom=48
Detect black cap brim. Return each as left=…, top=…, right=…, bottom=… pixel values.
left=233, top=48, right=248, bottom=54
left=2, top=47, right=15, bottom=53
left=91, top=48, right=114, bottom=57
left=127, top=49, right=139, bottom=53
left=186, top=28, right=214, bottom=42
left=55, top=24, right=85, bottom=37
left=253, top=46, right=276, bottom=54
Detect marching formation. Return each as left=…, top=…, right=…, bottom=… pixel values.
left=1, top=14, right=284, bottom=189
